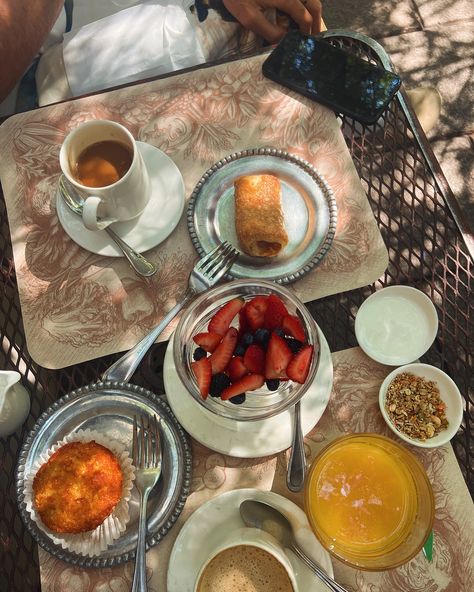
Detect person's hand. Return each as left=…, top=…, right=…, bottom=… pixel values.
left=222, top=0, right=322, bottom=44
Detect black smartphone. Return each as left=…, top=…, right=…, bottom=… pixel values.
left=262, top=31, right=401, bottom=124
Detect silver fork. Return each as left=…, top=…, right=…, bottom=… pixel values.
left=103, top=241, right=239, bottom=382
left=131, top=414, right=162, bottom=592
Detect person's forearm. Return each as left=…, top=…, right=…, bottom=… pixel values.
left=0, top=0, right=63, bottom=102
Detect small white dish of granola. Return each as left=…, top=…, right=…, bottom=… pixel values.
left=379, top=363, right=463, bottom=448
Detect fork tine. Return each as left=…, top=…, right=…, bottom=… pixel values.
left=206, top=247, right=239, bottom=281
left=140, top=415, right=146, bottom=469
left=198, top=243, right=232, bottom=274
left=148, top=417, right=154, bottom=467
left=195, top=241, right=232, bottom=271
left=147, top=416, right=153, bottom=469
left=132, top=415, right=138, bottom=466
left=150, top=415, right=156, bottom=466
left=141, top=415, right=147, bottom=468
left=210, top=255, right=238, bottom=284
left=202, top=244, right=236, bottom=274
left=153, top=415, right=161, bottom=467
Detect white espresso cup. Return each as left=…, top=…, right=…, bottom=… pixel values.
left=194, top=528, right=297, bottom=592
left=59, top=120, right=150, bottom=230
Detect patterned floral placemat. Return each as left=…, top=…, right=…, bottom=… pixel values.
left=0, top=54, right=388, bottom=369
left=38, top=347, right=473, bottom=592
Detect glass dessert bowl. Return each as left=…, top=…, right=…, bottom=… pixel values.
left=304, top=434, right=434, bottom=570
left=173, top=279, right=320, bottom=421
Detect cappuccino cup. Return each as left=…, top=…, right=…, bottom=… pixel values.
left=59, top=120, right=150, bottom=230
left=195, top=528, right=296, bottom=592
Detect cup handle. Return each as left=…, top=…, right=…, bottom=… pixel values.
left=82, top=195, right=116, bottom=230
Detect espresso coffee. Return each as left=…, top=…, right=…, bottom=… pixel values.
left=75, top=140, right=133, bottom=188
left=196, top=545, right=294, bottom=592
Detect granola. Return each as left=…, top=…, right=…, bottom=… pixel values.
left=385, top=372, right=448, bottom=441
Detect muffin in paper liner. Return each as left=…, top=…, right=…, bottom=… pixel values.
left=24, top=429, right=135, bottom=557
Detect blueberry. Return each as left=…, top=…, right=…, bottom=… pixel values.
left=229, top=393, right=246, bottom=405
left=266, top=379, right=280, bottom=391
left=193, top=347, right=207, bottom=361
left=241, top=332, right=254, bottom=346
left=286, top=338, right=303, bottom=353
left=254, top=328, right=270, bottom=347
left=234, top=344, right=246, bottom=357
left=274, top=328, right=285, bottom=338
left=209, top=373, right=231, bottom=397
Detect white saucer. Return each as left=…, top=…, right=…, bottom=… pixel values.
left=355, top=285, right=438, bottom=366
left=163, top=326, right=333, bottom=458
left=56, top=142, right=185, bottom=256
left=167, top=488, right=334, bottom=592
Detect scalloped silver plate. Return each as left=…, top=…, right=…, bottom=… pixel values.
left=15, top=382, right=192, bottom=568
left=187, top=148, right=337, bottom=285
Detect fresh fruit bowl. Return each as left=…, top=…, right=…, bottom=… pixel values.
left=173, top=280, right=321, bottom=421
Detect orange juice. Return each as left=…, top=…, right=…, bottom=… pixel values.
left=305, top=435, right=420, bottom=561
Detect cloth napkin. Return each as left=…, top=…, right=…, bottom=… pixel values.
left=63, top=0, right=205, bottom=97
left=71, top=0, right=142, bottom=29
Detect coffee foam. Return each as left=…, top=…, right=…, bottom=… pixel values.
left=197, top=544, right=294, bottom=592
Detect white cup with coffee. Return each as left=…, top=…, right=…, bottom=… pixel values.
left=59, top=120, right=150, bottom=230
left=194, top=527, right=297, bottom=592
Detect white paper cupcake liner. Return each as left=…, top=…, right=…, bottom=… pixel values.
left=24, top=429, right=135, bottom=557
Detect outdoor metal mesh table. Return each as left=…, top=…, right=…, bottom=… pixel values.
left=0, top=32, right=472, bottom=592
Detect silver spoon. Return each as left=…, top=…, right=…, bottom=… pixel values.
left=287, top=400, right=305, bottom=492
left=240, top=499, right=349, bottom=592
left=58, top=175, right=157, bottom=277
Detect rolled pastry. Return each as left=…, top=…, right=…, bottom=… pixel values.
left=234, top=174, right=288, bottom=257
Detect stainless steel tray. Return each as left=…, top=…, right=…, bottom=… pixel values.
left=187, top=147, right=337, bottom=284
left=15, top=381, right=192, bottom=568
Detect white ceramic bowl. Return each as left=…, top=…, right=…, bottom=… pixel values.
left=355, top=286, right=438, bottom=365
left=379, top=363, right=464, bottom=448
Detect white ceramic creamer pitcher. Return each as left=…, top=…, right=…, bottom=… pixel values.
left=0, top=371, right=30, bottom=437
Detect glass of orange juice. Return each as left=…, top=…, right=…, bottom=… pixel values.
left=304, top=433, right=434, bottom=570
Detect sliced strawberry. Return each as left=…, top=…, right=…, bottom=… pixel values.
left=244, top=296, right=268, bottom=331
left=208, top=298, right=244, bottom=336
left=265, top=333, right=293, bottom=379
left=209, top=327, right=238, bottom=374
left=286, top=344, right=314, bottom=384
left=282, top=314, right=306, bottom=342
left=192, top=331, right=222, bottom=353
left=264, top=295, right=289, bottom=330
left=191, top=357, right=212, bottom=399
left=227, top=356, right=248, bottom=382
left=238, top=307, right=251, bottom=338
left=221, top=373, right=265, bottom=400
left=243, top=344, right=265, bottom=374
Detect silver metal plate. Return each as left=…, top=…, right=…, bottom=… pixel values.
left=187, top=148, right=338, bottom=284
left=15, top=381, right=192, bottom=568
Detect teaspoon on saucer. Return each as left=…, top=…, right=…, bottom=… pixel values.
left=240, top=499, right=349, bottom=592
left=58, top=175, right=157, bottom=277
